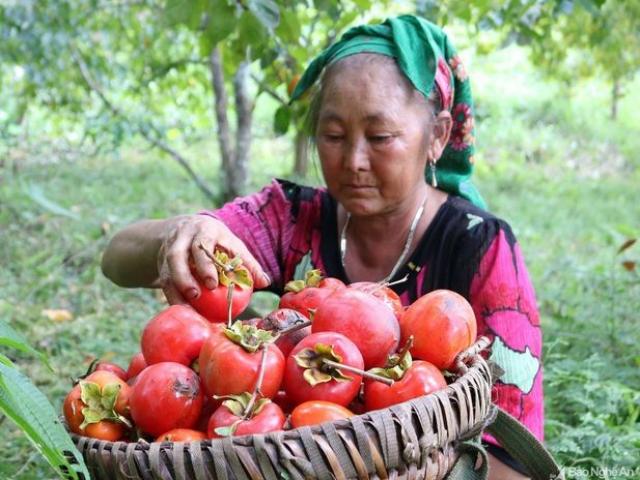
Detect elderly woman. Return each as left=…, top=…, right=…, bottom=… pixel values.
left=102, top=15, right=542, bottom=478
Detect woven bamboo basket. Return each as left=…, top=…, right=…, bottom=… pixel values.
left=71, top=337, right=497, bottom=480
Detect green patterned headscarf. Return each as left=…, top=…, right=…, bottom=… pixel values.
left=290, top=14, right=485, bottom=209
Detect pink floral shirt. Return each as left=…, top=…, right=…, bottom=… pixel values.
left=202, top=179, right=544, bottom=452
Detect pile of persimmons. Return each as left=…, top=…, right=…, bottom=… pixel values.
left=63, top=250, right=477, bottom=442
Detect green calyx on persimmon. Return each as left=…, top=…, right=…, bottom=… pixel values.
left=79, top=380, right=130, bottom=428
left=212, top=250, right=253, bottom=290
left=294, top=343, right=353, bottom=386
left=368, top=336, right=415, bottom=381
left=223, top=320, right=277, bottom=353
left=284, top=269, right=323, bottom=293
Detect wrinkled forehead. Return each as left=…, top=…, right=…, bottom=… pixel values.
left=321, top=53, right=419, bottom=105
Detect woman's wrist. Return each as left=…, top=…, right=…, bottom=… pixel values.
left=102, top=217, right=181, bottom=288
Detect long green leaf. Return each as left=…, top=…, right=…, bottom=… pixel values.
left=0, top=362, right=89, bottom=480
left=0, top=319, right=52, bottom=371
left=0, top=352, right=14, bottom=367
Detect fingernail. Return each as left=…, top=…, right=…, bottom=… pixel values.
left=185, top=288, right=199, bottom=299
left=204, top=277, right=217, bottom=290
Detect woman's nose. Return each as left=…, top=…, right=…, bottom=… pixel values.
left=342, top=138, right=370, bottom=171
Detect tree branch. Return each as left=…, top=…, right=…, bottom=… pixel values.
left=70, top=45, right=217, bottom=202
left=250, top=73, right=287, bottom=105
left=136, top=58, right=207, bottom=93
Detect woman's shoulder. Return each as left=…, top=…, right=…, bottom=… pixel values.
left=242, top=178, right=323, bottom=197
left=268, top=178, right=328, bottom=219
left=215, top=179, right=326, bottom=222
left=273, top=178, right=326, bottom=202
left=409, top=194, right=521, bottom=300
left=441, top=195, right=517, bottom=247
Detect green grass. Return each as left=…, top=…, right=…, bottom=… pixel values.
left=1, top=45, right=639, bottom=479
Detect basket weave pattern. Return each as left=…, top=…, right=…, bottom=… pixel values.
left=72, top=338, right=495, bottom=480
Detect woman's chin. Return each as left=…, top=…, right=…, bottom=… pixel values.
left=340, top=198, right=381, bottom=217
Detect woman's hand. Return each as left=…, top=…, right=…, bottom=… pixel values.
left=101, top=214, right=271, bottom=303
left=156, top=215, right=270, bottom=304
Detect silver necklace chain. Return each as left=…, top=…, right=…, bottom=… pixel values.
left=340, top=193, right=428, bottom=283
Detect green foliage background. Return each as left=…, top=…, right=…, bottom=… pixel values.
left=1, top=1, right=640, bottom=479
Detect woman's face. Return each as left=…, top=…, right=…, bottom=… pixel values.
left=315, top=57, right=432, bottom=217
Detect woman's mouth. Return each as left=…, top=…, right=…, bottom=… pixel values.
left=344, top=184, right=374, bottom=189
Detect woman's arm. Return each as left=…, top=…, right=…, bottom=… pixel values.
left=101, top=214, right=270, bottom=304
left=101, top=217, right=175, bottom=288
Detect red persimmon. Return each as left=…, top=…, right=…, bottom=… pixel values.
left=312, top=289, right=400, bottom=368
left=364, top=360, right=447, bottom=412
left=207, top=397, right=285, bottom=438
left=63, top=370, right=131, bottom=441
left=257, top=308, right=311, bottom=358
left=284, top=332, right=363, bottom=407
left=125, top=352, right=147, bottom=381
left=279, top=269, right=343, bottom=319
left=198, top=322, right=284, bottom=399
left=189, top=251, right=253, bottom=323
left=93, top=361, right=128, bottom=381
left=400, top=290, right=477, bottom=370
left=290, top=401, right=354, bottom=428
left=349, top=281, right=404, bottom=320
left=318, top=277, right=346, bottom=290
left=141, top=305, right=211, bottom=367
left=130, top=362, right=204, bottom=437
left=155, top=428, right=206, bottom=442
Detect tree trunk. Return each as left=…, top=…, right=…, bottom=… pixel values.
left=611, top=79, right=621, bottom=121
left=209, top=47, right=234, bottom=201
left=209, top=47, right=253, bottom=202
left=232, top=60, right=252, bottom=199
left=293, top=129, right=308, bottom=177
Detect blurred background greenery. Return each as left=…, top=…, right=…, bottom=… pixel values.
left=1, top=0, right=639, bottom=478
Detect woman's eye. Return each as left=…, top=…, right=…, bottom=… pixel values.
left=369, top=135, right=392, bottom=144
left=324, top=134, right=344, bottom=143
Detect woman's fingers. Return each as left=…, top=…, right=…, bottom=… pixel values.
left=160, top=214, right=271, bottom=297
left=222, top=236, right=271, bottom=290
left=164, top=225, right=201, bottom=299
left=191, top=234, right=219, bottom=290
left=191, top=216, right=271, bottom=290
left=162, top=281, right=188, bottom=305
left=192, top=235, right=271, bottom=290
left=157, top=259, right=189, bottom=305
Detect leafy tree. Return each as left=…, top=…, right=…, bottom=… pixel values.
left=4, top=0, right=635, bottom=202
left=416, top=0, right=640, bottom=119
left=525, top=0, right=640, bottom=119
left=1, top=0, right=219, bottom=199
left=1, top=1, right=388, bottom=202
